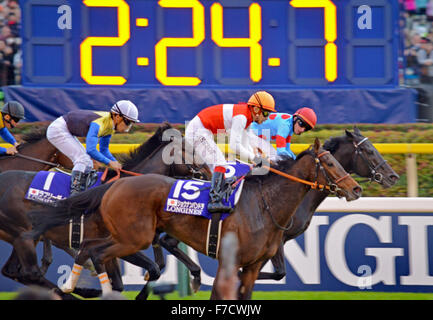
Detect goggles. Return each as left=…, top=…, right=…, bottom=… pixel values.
left=297, top=118, right=312, bottom=131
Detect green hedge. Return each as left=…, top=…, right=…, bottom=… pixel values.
left=8, top=122, right=433, bottom=197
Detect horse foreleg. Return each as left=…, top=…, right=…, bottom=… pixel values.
left=12, top=236, right=43, bottom=283
left=256, top=243, right=286, bottom=281
left=105, top=258, right=124, bottom=292
left=61, top=237, right=108, bottom=294
left=40, top=238, right=53, bottom=275
left=122, top=251, right=160, bottom=281
left=159, top=234, right=202, bottom=292
left=237, top=263, right=262, bottom=300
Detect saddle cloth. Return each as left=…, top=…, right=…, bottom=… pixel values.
left=164, top=161, right=250, bottom=220
left=25, top=171, right=103, bottom=205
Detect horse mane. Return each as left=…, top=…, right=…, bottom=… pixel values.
left=323, top=129, right=364, bottom=153
left=20, top=127, right=48, bottom=144
left=117, top=122, right=173, bottom=169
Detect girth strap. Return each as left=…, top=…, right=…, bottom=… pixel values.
left=206, top=213, right=222, bottom=259
left=69, top=215, right=84, bottom=250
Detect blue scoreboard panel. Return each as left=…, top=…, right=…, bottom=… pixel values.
left=21, top=0, right=399, bottom=87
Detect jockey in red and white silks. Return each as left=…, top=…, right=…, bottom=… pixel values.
left=185, top=91, right=277, bottom=213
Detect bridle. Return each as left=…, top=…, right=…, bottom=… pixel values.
left=259, top=149, right=352, bottom=231
left=263, top=150, right=350, bottom=195
left=352, top=136, right=387, bottom=183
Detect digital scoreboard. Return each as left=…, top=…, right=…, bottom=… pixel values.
left=21, top=0, right=399, bottom=87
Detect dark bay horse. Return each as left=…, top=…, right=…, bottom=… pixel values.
left=0, top=127, right=73, bottom=290
left=0, top=127, right=73, bottom=172
left=255, top=126, right=400, bottom=281
left=29, top=138, right=362, bottom=299
left=0, top=123, right=210, bottom=298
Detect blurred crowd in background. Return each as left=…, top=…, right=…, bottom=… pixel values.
left=0, top=0, right=20, bottom=86
left=401, top=0, right=433, bottom=85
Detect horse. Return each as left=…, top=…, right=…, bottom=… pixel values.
left=0, top=123, right=211, bottom=299
left=28, top=138, right=362, bottom=299
left=140, top=126, right=400, bottom=291
left=255, top=126, right=400, bottom=281
left=0, top=127, right=73, bottom=172
left=0, top=127, right=73, bottom=289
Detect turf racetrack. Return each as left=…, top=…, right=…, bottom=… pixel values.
left=1, top=291, right=433, bottom=300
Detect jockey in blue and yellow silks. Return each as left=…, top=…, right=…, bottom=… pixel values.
left=46, top=100, right=140, bottom=195
left=0, top=101, right=26, bottom=155
left=250, top=107, right=317, bottom=161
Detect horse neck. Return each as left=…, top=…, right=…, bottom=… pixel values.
left=292, top=142, right=356, bottom=228
left=292, top=141, right=356, bottom=219
left=329, top=140, right=355, bottom=174
left=125, top=146, right=170, bottom=176
left=258, top=155, right=317, bottom=232
left=0, top=139, right=57, bottom=171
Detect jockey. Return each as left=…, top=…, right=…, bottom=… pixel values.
left=46, top=100, right=139, bottom=195
left=0, top=101, right=25, bottom=155
left=250, top=107, right=317, bottom=161
left=185, top=91, right=277, bottom=213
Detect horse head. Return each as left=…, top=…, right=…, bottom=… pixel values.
left=343, top=126, right=399, bottom=188
left=310, top=138, right=362, bottom=201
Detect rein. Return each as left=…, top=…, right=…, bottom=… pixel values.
left=101, top=168, right=143, bottom=184
left=0, top=153, right=62, bottom=168
left=263, top=151, right=349, bottom=192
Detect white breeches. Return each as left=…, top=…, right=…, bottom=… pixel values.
left=247, top=132, right=278, bottom=162
left=185, top=116, right=227, bottom=171
left=46, top=117, right=93, bottom=173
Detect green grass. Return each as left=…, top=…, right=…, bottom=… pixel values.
left=2, top=291, right=433, bottom=300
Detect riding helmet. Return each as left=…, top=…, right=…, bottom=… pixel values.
left=2, top=101, right=25, bottom=120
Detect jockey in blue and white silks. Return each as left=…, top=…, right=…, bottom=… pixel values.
left=250, top=108, right=317, bottom=161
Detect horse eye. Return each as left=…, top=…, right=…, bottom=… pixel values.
left=327, top=162, right=334, bottom=167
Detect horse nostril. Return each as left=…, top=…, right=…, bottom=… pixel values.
left=353, top=186, right=362, bottom=196
left=390, top=174, right=400, bottom=182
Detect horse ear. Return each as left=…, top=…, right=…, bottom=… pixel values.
left=353, top=126, right=361, bottom=135
left=345, top=129, right=354, bottom=140
left=314, top=138, right=321, bottom=153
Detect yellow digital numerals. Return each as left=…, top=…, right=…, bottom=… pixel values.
left=290, top=0, right=337, bottom=82
left=211, top=3, right=262, bottom=83
left=80, top=0, right=130, bottom=85
left=154, top=0, right=205, bottom=86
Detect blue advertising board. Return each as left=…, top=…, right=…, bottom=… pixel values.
left=1, top=211, right=432, bottom=293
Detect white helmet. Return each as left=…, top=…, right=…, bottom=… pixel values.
left=111, top=100, right=140, bottom=123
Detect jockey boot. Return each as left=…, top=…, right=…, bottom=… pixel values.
left=207, top=171, right=232, bottom=213
left=70, top=171, right=85, bottom=196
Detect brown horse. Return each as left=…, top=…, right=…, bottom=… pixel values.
left=151, top=127, right=400, bottom=289
left=28, top=138, right=362, bottom=299
left=0, top=127, right=73, bottom=172
left=1, top=123, right=210, bottom=299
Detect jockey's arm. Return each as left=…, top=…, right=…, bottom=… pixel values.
left=0, top=127, right=18, bottom=155
left=99, top=135, right=117, bottom=162
left=0, top=127, right=17, bottom=146
left=85, top=122, right=112, bottom=165
left=276, top=123, right=295, bottom=159
left=229, top=116, right=256, bottom=162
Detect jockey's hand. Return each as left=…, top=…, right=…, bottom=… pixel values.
left=252, top=155, right=269, bottom=168
left=6, top=146, right=18, bottom=155
left=108, top=160, right=122, bottom=171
